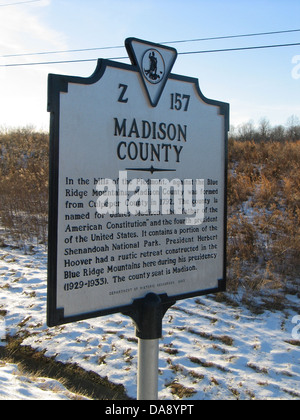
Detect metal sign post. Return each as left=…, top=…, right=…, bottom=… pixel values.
left=138, top=338, right=159, bottom=400
left=123, top=293, right=175, bottom=400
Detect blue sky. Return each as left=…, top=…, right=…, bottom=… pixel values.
left=0, top=0, right=300, bottom=130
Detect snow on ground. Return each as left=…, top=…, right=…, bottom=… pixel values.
left=0, top=359, right=89, bottom=400
left=0, top=243, right=299, bottom=400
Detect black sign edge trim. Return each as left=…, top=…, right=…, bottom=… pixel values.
left=47, top=58, right=229, bottom=328
left=49, top=285, right=225, bottom=327
left=47, top=59, right=124, bottom=327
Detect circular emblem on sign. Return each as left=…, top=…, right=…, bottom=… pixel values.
left=142, top=49, right=165, bottom=84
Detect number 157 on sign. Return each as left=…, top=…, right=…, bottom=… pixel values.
left=170, top=93, right=190, bottom=111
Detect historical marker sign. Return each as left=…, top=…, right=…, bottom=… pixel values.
left=47, top=38, right=229, bottom=327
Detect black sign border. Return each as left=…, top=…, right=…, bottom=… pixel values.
left=47, top=58, right=229, bottom=327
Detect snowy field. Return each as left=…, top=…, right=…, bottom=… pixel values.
left=0, top=360, right=89, bottom=400
left=0, top=242, right=299, bottom=400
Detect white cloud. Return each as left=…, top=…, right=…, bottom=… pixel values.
left=0, top=0, right=68, bottom=129
left=0, top=1, right=66, bottom=55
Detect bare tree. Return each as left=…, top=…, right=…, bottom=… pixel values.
left=258, top=118, right=271, bottom=142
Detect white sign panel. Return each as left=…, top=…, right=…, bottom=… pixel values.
left=47, top=38, right=229, bottom=327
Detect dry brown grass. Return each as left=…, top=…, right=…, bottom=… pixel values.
left=0, top=128, right=48, bottom=244
left=227, top=139, right=300, bottom=293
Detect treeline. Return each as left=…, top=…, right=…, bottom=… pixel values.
left=230, top=116, right=300, bottom=143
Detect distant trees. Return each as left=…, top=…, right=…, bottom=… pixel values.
left=286, top=115, right=300, bottom=142
left=230, top=115, right=300, bottom=142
